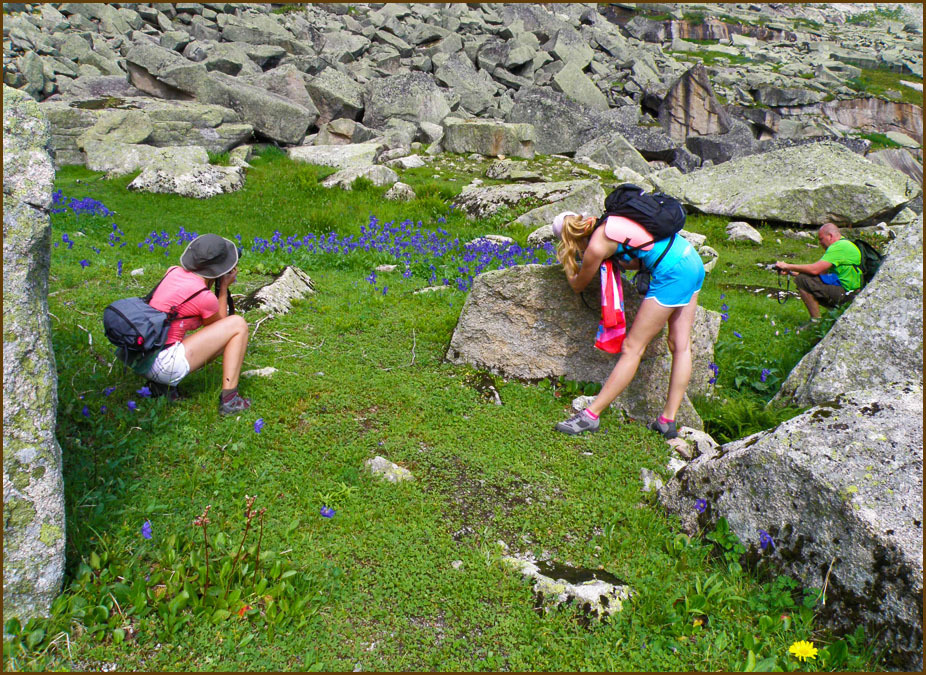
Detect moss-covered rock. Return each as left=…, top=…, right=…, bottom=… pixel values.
left=2, top=84, right=66, bottom=622
left=659, top=383, right=923, bottom=671
left=655, top=141, right=922, bottom=226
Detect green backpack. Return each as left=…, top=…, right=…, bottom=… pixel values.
left=850, top=238, right=885, bottom=286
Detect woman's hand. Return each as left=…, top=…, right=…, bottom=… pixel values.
left=220, top=266, right=238, bottom=288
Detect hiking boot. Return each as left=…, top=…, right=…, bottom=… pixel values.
left=555, top=410, right=599, bottom=435
left=146, top=380, right=182, bottom=402
left=218, top=392, right=251, bottom=415
left=647, top=418, right=678, bottom=440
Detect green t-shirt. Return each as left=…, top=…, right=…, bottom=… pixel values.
left=821, top=238, right=862, bottom=292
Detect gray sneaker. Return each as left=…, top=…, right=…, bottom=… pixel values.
left=555, top=410, right=599, bottom=435
left=647, top=418, right=678, bottom=440
left=218, top=392, right=251, bottom=415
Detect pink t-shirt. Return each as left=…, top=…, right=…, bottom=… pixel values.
left=603, top=215, right=655, bottom=251
left=149, top=266, right=219, bottom=345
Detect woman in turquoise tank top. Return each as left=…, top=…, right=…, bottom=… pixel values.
left=552, top=212, right=705, bottom=440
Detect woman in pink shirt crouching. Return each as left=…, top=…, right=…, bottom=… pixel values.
left=141, top=233, right=251, bottom=415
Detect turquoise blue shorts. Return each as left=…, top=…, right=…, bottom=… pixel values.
left=644, top=238, right=705, bottom=307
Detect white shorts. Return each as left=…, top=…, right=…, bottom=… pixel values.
left=144, top=342, right=190, bottom=386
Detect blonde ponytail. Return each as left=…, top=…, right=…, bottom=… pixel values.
left=556, top=214, right=597, bottom=278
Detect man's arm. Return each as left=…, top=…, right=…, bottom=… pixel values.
left=774, top=259, right=832, bottom=276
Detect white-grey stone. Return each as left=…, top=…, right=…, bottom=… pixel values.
left=502, top=555, right=633, bottom=620
left=384, top=181, right=416, bottom=201
left=726, top=221, right=763, bottom=244
left=364, top=456, right=414, bottom=483
left=236, top=266, right=315, bottom=316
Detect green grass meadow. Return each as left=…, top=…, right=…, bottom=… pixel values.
left=4, top=149, right=886, bottom=671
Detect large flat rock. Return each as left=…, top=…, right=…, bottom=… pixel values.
left=446, top=264, right=720, bottom=429
left=655, top=141, right=922, bottom=226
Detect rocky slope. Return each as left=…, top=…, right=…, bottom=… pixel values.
left=2, top=2, right=922, bottom=188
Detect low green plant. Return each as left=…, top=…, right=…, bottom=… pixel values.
left=846, top=67, right=924, bottom=106
left=555, top=376, right=602, bottom=399
left=850, top=131, right=906, bottom=151
left=695, top=395, right=805, bottom=445
left=705, top=517, right=747, bottom=571
left=207, top=151, right=232, bottom=166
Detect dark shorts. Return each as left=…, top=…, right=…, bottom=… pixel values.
left=795, top=273, right=850, bottom=307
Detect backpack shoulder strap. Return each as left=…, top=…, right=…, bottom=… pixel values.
left=141, top=267, right=177, bottom=303
left=169, top=287, right=210, bottom=320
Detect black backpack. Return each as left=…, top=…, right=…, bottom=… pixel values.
left=103, top=269, right=208, bottom=366
left=595, top=184, right=687, bottom=274
left=850, top=238, right=884, bottom=286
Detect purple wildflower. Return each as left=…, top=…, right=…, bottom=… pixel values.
left=117, top=260, right=123, bottom=277
left=320, top=506, right=335, bottom=518
left=79, top=259, right=90, bottom=268
left=760, top=368, right=771, bottom=383
left=733, top=331, right=743, bottom=338
left=127, top=400, right=137, bottom=411
left=758, top=529, right=775, bottom=551
left=136, top=385, right=152, bottom=398
left=100, top=405, right=107, bottom=414
left=694, top=499, right=707, bottom=514
left=103, top=386, right=116, bottom=396
left=141, top=520, right=152, bottom=540
left=254, top=418, right=264, bottom=434
left=81, top=405, right=90, bottom=418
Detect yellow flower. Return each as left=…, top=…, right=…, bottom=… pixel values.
left=789, top=640, right=819, bottom=661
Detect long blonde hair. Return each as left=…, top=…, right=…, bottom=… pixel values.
left=556, top=214, right=597, bottom=278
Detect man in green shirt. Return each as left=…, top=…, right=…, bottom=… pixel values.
left=775, top=223, right=862, bottom=321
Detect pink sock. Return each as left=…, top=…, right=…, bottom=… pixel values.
left=659, top=415, right=673, bottom=424
left=584, top=409, right=599, bottom=420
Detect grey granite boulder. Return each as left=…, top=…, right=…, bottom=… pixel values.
left=3, top=85, right=66, bottom=623
left=552, top=62, right=609, bottom=111
left=659, top=383, right=923, bottom=671
left=288, top=143, right=383, bottom=170
left=774, top=217, right=923, bottom=406
left=83, top=142, right=208, bottom=178
left=658, top=63, right=732, bottom=142
left=433, top=52, right=494, bottom=115
left=363, top=72, right=450, bottom=130
left=446, top=264, right=720, bottom=429
left=574, top=131, right=653, bottom=175
left=127, top=153, right=245, bottom=199
left=656, top=142, right=922, bottom=226
left=441, top=117, right=535, bottom=159
left=506, top=86, right=601, bottom=155
left=305, top=67, right=364, bottom=125
left=453, top=179, right=603, bottom=223
left=75, top=109, right=154, bottom=148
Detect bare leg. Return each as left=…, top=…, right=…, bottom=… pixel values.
left=587, top=298, right=675, bottom=416
left=663, top=293, right=699, bottom=421
left=797, top=288, right=821, bottom=318
left=181, top=315, right=249, bottom=390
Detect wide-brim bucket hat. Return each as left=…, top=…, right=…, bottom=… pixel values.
left=180, top=234, right=238, bottom=278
